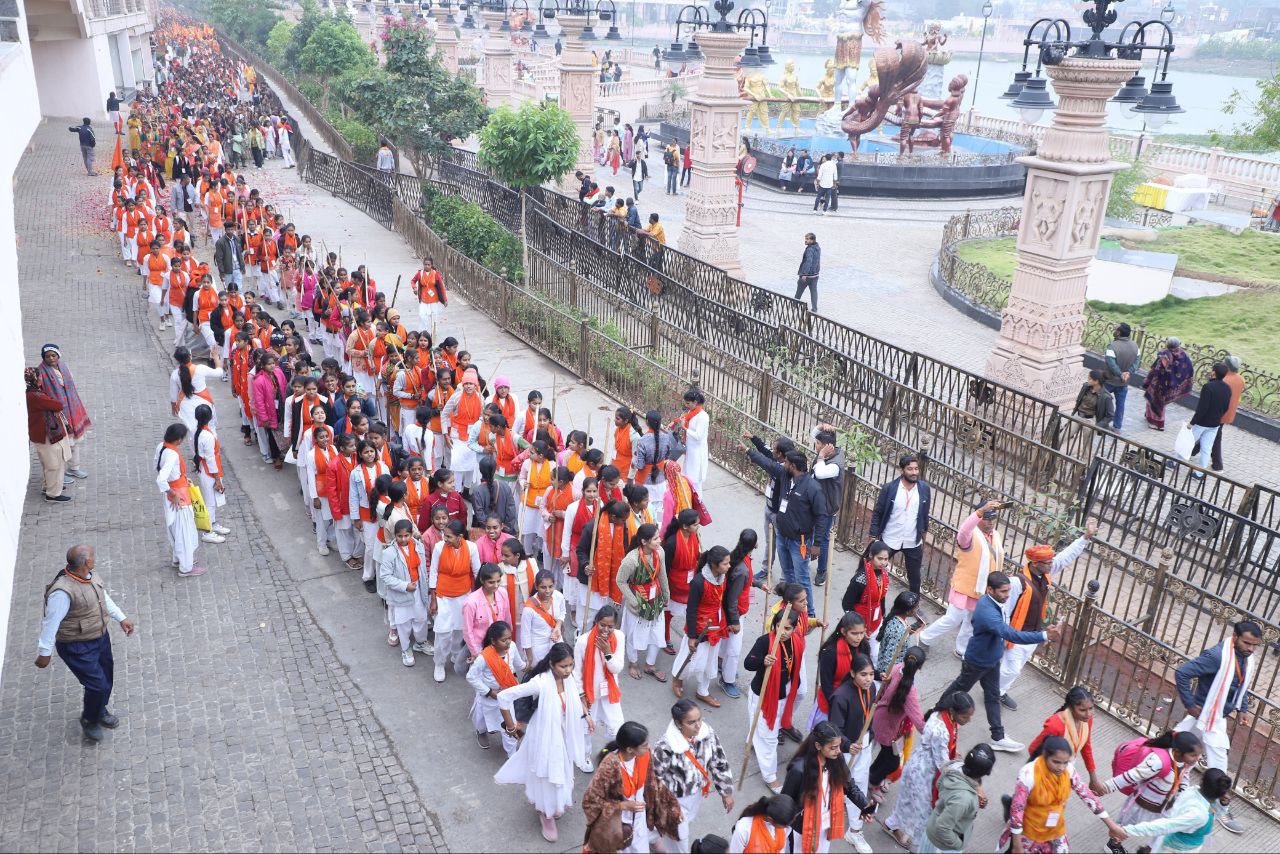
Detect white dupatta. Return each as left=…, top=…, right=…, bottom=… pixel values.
left=495, top=670, right=586, bottom=788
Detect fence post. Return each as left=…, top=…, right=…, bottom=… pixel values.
left=1141, top=546, right=1174, bottom=634
left=917, top=436, right=932, bottom=479
left=757, top=370, right=773, bottom=425
left=579, top=320, right=591, bottom=377
left=569, top=258, right=580, bottom=309
left=648, top=310, right=660, bottom=353
left=1062, top=579, right=1100, bottom=688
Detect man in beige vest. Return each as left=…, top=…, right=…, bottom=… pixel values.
left=35, top=545, right=136, bottom=742
left=918, top=498, right=1006, bottom=657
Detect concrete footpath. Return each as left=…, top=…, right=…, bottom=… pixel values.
left=1, top=112, right=1271, bottom=854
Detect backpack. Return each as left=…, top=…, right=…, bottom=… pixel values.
left=1111, top=738, right=1172, bottom=795
left=663, top=149, right=676, bottom=168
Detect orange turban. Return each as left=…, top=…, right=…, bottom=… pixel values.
left=1025, top=545, right=1055, bottom=562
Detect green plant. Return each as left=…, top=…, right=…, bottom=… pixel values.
left=297, top=78, right=324, bottom=106
left=265, top=19, right=295, bottom=64
left=423, top=191, right=524, bottom=282
left=208, top=0, right=278, bottom=45
left=1106, top=157, right=1149, bottom=221
left=666, top=80, right=688, bottom=106
left=479, top=103, right=580, bottom=283
left=327, top=108, right=379, bottom=162
left=839, top=424, right=883, bottom=475
left=1222, top=63, right=1280, bottom=152
left=299, top=17, right=373, bottom=109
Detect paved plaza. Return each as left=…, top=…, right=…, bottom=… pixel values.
left=1, top=90, right=1275, bottom=852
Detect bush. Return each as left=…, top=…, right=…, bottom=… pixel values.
left=327, top=108, right=379, bottom=163
left=423, top=190, right=524, bottom=281
left=298, top=78, right=324, bottom=105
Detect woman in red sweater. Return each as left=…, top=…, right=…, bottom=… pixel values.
left=1027, top=685, right=1106, bottom=795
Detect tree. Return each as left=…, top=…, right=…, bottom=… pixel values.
left=208, top=0, right=278, bottom=45
left=478, top=103, right=580, bottom=281
left=298, top=17, right=373, bottom=109
left=285, top=0, right=325, bottom=71
left=1106, top=157, right=1149, bottom=222
left=266, top=19, right=295, bottom=65
left=1222, top=68, right=1280, bottom=151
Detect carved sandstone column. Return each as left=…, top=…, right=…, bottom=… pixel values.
left=479, top=7, right=514, bottom=108
left=432, top=5, right=460, bottom=75
left=984, top=56, right=1140, bottom=407
left=556, top=14, right=597, bottom=191
left=676, top=28, right=750, bottom=280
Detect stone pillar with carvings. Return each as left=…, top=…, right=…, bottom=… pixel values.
left=676, top=28, right=750, bottom=280
left=556, top=14, right=597, bottom=192
left=432, top=5, right=460, bottom=75
left=984, top=56, right=1140, bottom=407
left=479, top=7, right=514, bottom=108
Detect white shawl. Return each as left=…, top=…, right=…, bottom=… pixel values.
left=495, top=671, right=586, bottom=788
left=1179, top=638, right=1256, bottom=742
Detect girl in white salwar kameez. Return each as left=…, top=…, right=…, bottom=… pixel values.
left=429, top=520, right=480, bottom=683
left=495, top=642, right=590, bottom=843
left=520, top=570, right=566, bottom=669
left=192, top=404, right=231, bottom=541
left=575, top=606, right=627, bottom=771
left=155, top=423, right=204, bottom=577
left=377, top=521, right=429, bottom=667
left=293, top=404, right=330, bottom=520
left=306, top=425, right=339, bottom=556
left=349, top=440, right=390, bottom=584
left=615, top=524, right=670, bottom=682
left=498, top=539, right=537, bottom=642
left=882, top=690, right=976, bottom=849
left=466, top=620, right=525, bottom=753
left=170, top=346, right=223, bottom=432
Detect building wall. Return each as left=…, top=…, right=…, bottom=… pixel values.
left=0, top=1, right=45, bottom=691
left=30, top=32, right=115, bottom=120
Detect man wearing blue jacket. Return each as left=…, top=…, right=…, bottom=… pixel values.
left=935, top=571, right=1063, bottom=753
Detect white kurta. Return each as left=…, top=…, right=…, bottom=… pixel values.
left=681, top=410, right=710, bottom=492
left=467, top=645, right=527, bottom=753
left=496, top=671, right=587, bottom=816
left=155, top=444, right=199, bottom=572
left=170, top=364, right=223, bottom=432
left=519, top=591, right=567, bottom=665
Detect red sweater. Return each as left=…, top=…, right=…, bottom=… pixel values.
left=26, top=388, right=64, bottom=443
left=1028, top=712, right=1096, bottom=772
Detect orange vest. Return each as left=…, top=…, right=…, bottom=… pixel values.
left=146, top=252, right=169, bottom=285
left=952, top=528, right=1004, bottom=601
left=435, top=542, right=474, bottom=598
left=163, top=442, right=193, bottom=507
left=525, top=460, right=552, bottom=508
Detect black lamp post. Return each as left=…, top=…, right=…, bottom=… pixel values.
left=664, top=0, right=767, bottom=67
left=736, top=9, right=772, bottom=65
left=970, top=0, right=993, bottom=111
left=596, top=0, right=621, bottom=38
left=1002, top=2, right=1182, bottom=126
left=533, top=0, right=553, bottom=36
left=460, top=0, right=477, bottom=28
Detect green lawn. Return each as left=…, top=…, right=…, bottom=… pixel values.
left=952, top=232, right=1280, bottom=375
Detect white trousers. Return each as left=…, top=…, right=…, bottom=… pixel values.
left=918, top=601, right=974, bottom=656
left=199, top=320, right=218, bottom=353
left=999, top=641, right=1038, bottom=696
left=661, top=791, right=705, bottom=853
left=672, top=637, right=720, bottom=696
left=170, top=305, right=190, bottom=347
left=583, top=694, right=625, bottom=759
left=1174, top=717, right=1229, bottom=771
left=719, top=628, right=745, bottom=684
left=746, top=690, right=782, bottom=784
left=334, top=516, right=361, bottom=560
left=360, top=522, right=380, bottom=580
left=845, top=736, right=872, bottom=831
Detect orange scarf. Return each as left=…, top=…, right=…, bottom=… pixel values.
left=1057, top=709, right=1091, bottom=759
left=801, top=756, right=846, bottom=852
left=674, top=405, right=703, bottom=430
left=545, top=484, right=576, bottom=559
left=525, top=595, right=557, bottom=628
left=504, top=559, right=536, bottom=643
left=481, top=645, right=518, bottom=690
left=435, top=542, right=473, bottom=598
left=582, top=627, right=620, bottom=707
left=592, top=520, right=626, bottom=601
left=747, top=816, right=787, bottom=854
left=667, top=465, right=693, bottom=515
left=1023, top=756, right=1072, bottom=843
left=612, top=425, right=633, bottom=476
left=452, top=389, right=482, bottom=439
left=686, top=748, right=711, bottom=795
left=620, top=752, right=649, bottom=798
left=400, top=543, right=421, bottom=584
left=1006, top=567, right=1052, bottom=649
left=495, top=393, right=515, bottom=428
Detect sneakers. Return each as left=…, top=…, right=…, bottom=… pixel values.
left=44, top=494, right=72, bottom=503
left=401, top=650, right=415, bottom=667
left=814, top=568, right=828, bottom=587
left=539, top=813, right=558, bottom=842
left=718, top=678, right=742, bottom=699
left=318, top=544, right=331, bottom=556
left=1000, top=694, right=1018, bottom=711
left=211, top=523, right=231, bottom=535
left=363, top=578, right=377, bottom=593
left=843, top=829, right=872, bottom=854
left=1217, top=800, right=1245, bottom=833
left=434, top=663, right=446, bottom=683
left=780, top=726, right=804, bottom=743
left=179, top=565, right=207, bottom=577
left=201, top=532, right=226, bottom=544
left=766, top=780, right=782, bottom=794
left=412, top=641, right=433, bottom=655
left=578, top=758, right=594, bottom=773
left=99, top=710, right=120, bottom=729
left=66, top=468, right=88, bottom=479
left=991, top=737, right=1026, bottom=752
left=953, top=649, right=964, bottom=660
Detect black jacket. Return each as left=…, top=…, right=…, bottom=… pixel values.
left=781, top=755, right=869, bottom=835
left=816, top=638, right=872, bottom=705
left=797, top=242, right=821, bottom=277
left=746, top=436, right=789, bottom=514
left=68, top=124, right=96, bottom=147
left=775, top=472, right=828, bottom=541
left=744, top=633, right=796, bottom=698
left=828, top=679, right=878, bottom=752
left=813, top=447, right=844, bottom=516
left=1191, top=378, right=1232, bottom=427
left=214, top=233, right=243, bottom=276
left=868, top=478, right=931, bottom=546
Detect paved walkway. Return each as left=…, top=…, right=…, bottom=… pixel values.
left=2, top=85, right=1274, bottom=851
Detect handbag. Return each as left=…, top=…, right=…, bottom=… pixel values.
left=189, top=483, right=212, bottom=533
left=1172, top=421, right=1196, bottom=460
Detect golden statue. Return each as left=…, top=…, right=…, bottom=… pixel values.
left=743, top=72, right=772, bottom=133
left=777, top=60, right=804, bottom=132
left=858, top=59, right=879, bottom=94
left=816, top=58, right=837, bottom=105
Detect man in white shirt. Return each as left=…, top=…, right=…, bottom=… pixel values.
left=813, top=154, right=838, bottom=214
left=810, top=425, right=843, bottom=587
left=868, top=454, right=932, bottom=594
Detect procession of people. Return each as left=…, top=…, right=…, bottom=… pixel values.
left=28, top=13, right=1260, bottom=853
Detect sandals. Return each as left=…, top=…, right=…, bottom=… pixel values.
left=345, top=558, right=362, bottom=570
left=627, top=666, right=644, bottom=681
left=696, top=693, right=721, bottom=709
left=644, top=668, right=668, bottom=683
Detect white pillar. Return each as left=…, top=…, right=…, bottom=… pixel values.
left=479, top=7, right=513, bottom=108
left=555, top=13, right=597, bottom=191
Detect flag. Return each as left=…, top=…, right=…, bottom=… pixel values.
left=111, top=130, right=124, bottom=172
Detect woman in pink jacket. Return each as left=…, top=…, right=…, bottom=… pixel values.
left=868, top=646, right=927, bottom=802
left=462, top=564, right=512, bottom=658
left=251, top=351, right=288, bottom=469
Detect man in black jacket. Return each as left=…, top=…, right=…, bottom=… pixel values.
left=775, top=450, right=828, bottom=617
left=67, top=118, right=97, bottom=176
left=213, top=221, right=245, bottom=288
left=868, top=453, right=931, bottom=594
left=741, top=432, right=795, bottom=583
left=1187, top=361, right=1232, bottom=476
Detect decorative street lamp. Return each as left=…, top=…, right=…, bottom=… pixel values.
left=969, top=0, right=994, bottom=115
left=664, top=5, right=708, bottom=64
left=460, top=0, right=477, bottom=28
left=597, top=0, right=622, bottom=38
left=984, top=0, right=1183, bottom=407
left=533, top=0, right=554, bottom=36
left=736, top=8, right=773, bottom=65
